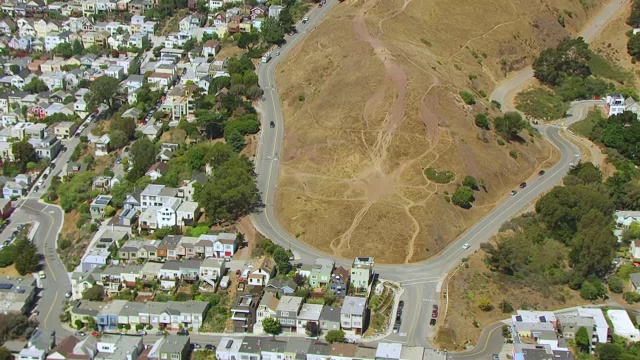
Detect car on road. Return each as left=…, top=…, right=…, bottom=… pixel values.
left=38, top=271, right=46, bottom=279
left=49, top=163, right=56, bottom=169
left=191, top=343, right=202, bottom=349
left=275, top=51, right=280, bottom=56
left=569, top=162, right=574, bottom=166
left=431, top=309, right=438, bottom=318
left=398, top=300, right=404, bottom=310
left=492, top=355, right=500, bottom=360
left=156, top=331, right=167, bottom=336
left=302, top=16, right=309, bottom=23
left=33, top=186, right=39, bottom=192
left=319, top=3, right=322, bottom=7
left=116, top=157, right=122, bottom=164
left=205, top=345, right=215, bottom=351
left=392, top=324, right=400, bottom=333
left=270, top=121, right=275, bottom=128
left=462, top=243, right=470, bottom=250
left=65, top=291, right=72, bottom=298
left=75, top=331, right=86, bottom=336
left=31, top=309, right=39, bottom=317
left=433, top=304, right=438, bottom=311
left=177, top=329, right=189, bottom=336
left=137, top=330, right=147, bottom=335
left=519, top=182, right=527, bottom=188
left=510, top=190, right=517, bottom=195
left=429, top=318, right=436, bottom=326
left=538, top=170, right=545, bottom=176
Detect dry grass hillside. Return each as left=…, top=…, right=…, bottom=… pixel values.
left=274, top=0, right=606, bottom=264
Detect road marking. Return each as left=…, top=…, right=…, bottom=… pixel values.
left=453, top=323, right=502, bottom=358
left=436, top=279, right=444, bottom=293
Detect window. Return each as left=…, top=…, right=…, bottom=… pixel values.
left=281, top=311, right=288, bottom=317
left=171, top=354, right=179, bottom=360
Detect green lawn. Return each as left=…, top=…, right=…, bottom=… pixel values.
left=588, top=53, right=632, bottom=85
left=569, top=110, right=604, bottom=138
left=515, top=88, right=569, bottom=121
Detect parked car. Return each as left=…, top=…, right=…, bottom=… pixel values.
left=75, top=331, right=86, bottom=336
left=398, top=300, right=404, bottom=310
left=65, top=291, right=72, bottom=298
left=519, top=182, right=527, bottom=188
left=433, top=305, right=438, bottom=311
left=430, top=318, right=436, bottom=326
left=156, top=331, right=166, bottom=336
left=493, top=355, right=500, bottom=360
left=462, top=243, right=470, bottom=250
left=538, top=170, right=545, bottom=176
left=270, top=121, right=275, bottom=128
left=431, top=309, right=438, bottom=318
left=510, top=190, right=517, bottom=195
left=177, top=329, right=189, bottom=336
left=191, top=343, right=202, bottom=349
left=137, top=330, right=147, bottom=335
left=205, top=345, right=215, bottom=351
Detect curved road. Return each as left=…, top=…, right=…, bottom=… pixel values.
left=251, top=0, right=627, bottom=353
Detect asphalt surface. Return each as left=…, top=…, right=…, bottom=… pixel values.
left=251, top=0, right=627, bottom=351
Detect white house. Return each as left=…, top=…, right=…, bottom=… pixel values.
left=607, top=309, right=640, bottom=342
left=605, top=94, right=626, bottom=117
left=340, top=296, right=367, bottom=335
left=213, top=233, right=239, bottom=258
left=296, top=303, right=322, bottom=335
left=216, top=338, right=242, bottom=360
left=156, top=197, right=181, bottom=228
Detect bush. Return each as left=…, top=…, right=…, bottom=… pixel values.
left=475, top=114, right=490, bottom=130
left=298, top=95, right=305, bottom=101
left=623, top=291, right=640, bottom=303
left=325, top=330, right=345, bottom=343
left=509, top=150, right=518, bottom=159
left=608, top=275, right=624, bottom=293
left=499, top=300, right=514, bottom=313
left=425, top=168, right=455, bottom=184
left=460, top=91, right=476, bottom=105
left=478, top=297, right=493, bottom=311
left=452, top=186, right=475, bottom=208
left=515, top=88, right=568, bottom=121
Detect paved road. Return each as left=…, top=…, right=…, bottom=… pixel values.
left=249, top=0, right=625, bottom=350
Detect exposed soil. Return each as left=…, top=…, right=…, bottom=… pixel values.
left=274, top=0, right=603, bottom=263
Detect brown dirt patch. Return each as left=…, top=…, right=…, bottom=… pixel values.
left=59, top=210, right=96, bottom=271
left=274, top=0, right=603, bottom=263
left=233, top=217, right=257, bottom=261
left=436, top=248, right=594, bottom=351
left=0, top=265, right=21, bottom=277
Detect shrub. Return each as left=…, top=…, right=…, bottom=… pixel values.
left=500, top=300, right=514, bottom=313
left=452, top=186, right=475, bottom=208
left=497, top=139, right=505, bottom=146
left=460, top=91, right=476, bottom=105
left=462, top=175, right=479, bottom=190
left=623, top=291, right=640, bottom=303
left=478, top=297, right=493, bottom=311
left=475, top=114, right=490, bottom=129
left=608, top=275, right=624, bottom=293
left=425, top=168, right=455, bottom=184
left=298, top=95, right=305, bottom=101
left=509, top=150, right=518, bottom=159
left=491, top=100, right=501, bottom=109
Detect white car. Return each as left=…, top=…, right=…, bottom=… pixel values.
left=462, top=243, right=471, bottom=250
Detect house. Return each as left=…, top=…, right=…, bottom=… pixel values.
left=511, top=344, right=573, bottom=360
left=71, top=270, right=98, bottom=300
left=260, top=338, right=288, bottom=360
left=341, top=296, right=367, bottom=335
left=255, top=292, right=279, bottom=334
left=53, top=121, right=75, bottom=139
left=95, top=334, right=144, bottom=360
left=104, top=65, right=124, bottom=80
left=607, top=309, right=640, bottom=341
left=276, top=296, right=304, bottom=332
left=141, top=124, right=162, bottom=140
left=268, top=5, right=283, bottom=18
left=3, top=174, right=30, bottom=199
left=296, top=303, right=323, bottom=334
left=237, top=337, right=263, bottom=360
left=147, top=336, right=190, bottom=360
left=350, top=257, right=374, bottom=291
left=199, top=257, right=225, bottom=283
left=0, top=198, right=12, bottom=218
left=177, top=201, right=199, bottom=228
left=0, top=18, right=16, bottom=35
left=605, top=93, right=626, bottom=117
left=250, top=5, right=267, bottom=19
left=310, top=258, right=334, bottom=288
left=216, top=338, right=242, bottom=360
left=0, top=276, right=37, bottom=314
left=248, top=257, right=276, bottom=287
left=320, top=306, right=341, bottom=332
left=90, top=195, right=112, bottom=220
left=630, top=273, right=640, bottom=293
left=94, top=134, right=110, bottom=156
left=213, top=232, right=239, bottom=258
left=329, top=266, right=349, bottom=297
left=631, top=239, right=640, bottom=259
left=202, top=39, right=220, bottom=58
left=576, top=307, right=609, bottom=344
left=231, top=293, right=260, bottom=332
left=265, top=278, right=297, bottom=296
left=176, top=237, right=199, bottom=259
left=46, top=336, right=97, bottom=360
left=145, top=162, right=169, bottom=180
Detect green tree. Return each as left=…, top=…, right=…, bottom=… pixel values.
left=23, top=78, right=48, bottom=94
left=87, top=76, right=121, bottom=109
left=225, top=130, right=245, bottom=152
left=477, top=297, right=493, bottom=311
left=462, top=176, right=479, bottom=190
left=595, top=343, right=623, bottom=360
left=325, top=329, right=346, bottom=343
left=262, top=316, right=281, bottom=336
left=86, top=316, right=97, bottom=331
left=82, top=285, right=105, bottom=301
left=493, top=112, right=526, bottom=140
left=110, top=117, right=136, bottom=140
left=108, top=130, right=128, bottom=150
left=608, top=275, right=624, bottom=293
left=128, top=137, right=156, bottom=181
left=11, top=141, right=35, bottom=172
left=628, top=33, right=640, bottom=60
left=261, top=17, right=285, bottom=45
left=475, top=113, right=490, bottom=129
left=452, top=186, right=475, bottom=208
left=9, top=65, right=19, bottom=74
left=532, top=37, right=591, bottom=86
left=74, top=319, right=84, bottom=330
left=0, top=346, right=11, bottom=360
left=278, top=7, right=294, bottom=32
left=570, top=209, right=617, bottom=277
left=237, top=32, right=259, bottom=52
left=13, top=238, right=39, bottom=276
left=575, top=327, right=590, bottom=353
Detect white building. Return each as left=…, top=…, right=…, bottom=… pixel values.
left=607, top=309, right=640, bottom=342
left=577, top=307, right=609, bottom=344
left=605, top=94, right=626, bottom=117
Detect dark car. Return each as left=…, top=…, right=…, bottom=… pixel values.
left=519, top=182, right=527, bottom=188
left=538, top=170, right=545, bottom=176
left=205, top=345, right=215, bottom=351
left=398, top=300, right=404, bottom=310
left=177, top=329, right=189, bottom=336
left=430, top=318, right=436, bottom=326
left=270, top=121, right=275, bottom=128
left=431, top=309, right=438, bottom=318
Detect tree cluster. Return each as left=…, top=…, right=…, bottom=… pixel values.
left=532, top=37, right=611, bottom=101
left=57, top=171, right=99, bottom=212
left=482, top=162, right=617, bottom=294
left=0, top=313, right=38, bottom=344
left=13, top=238, right=39, bottom=276
left=493, top=111, right=527, bottom=140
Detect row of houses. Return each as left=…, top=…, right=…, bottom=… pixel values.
left=78, top=229, right=239, bottom=271
left=70, top=299, right=209, bottom=331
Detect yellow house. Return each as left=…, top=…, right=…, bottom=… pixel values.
left=239, top=22, right=252, bottom=33
left=69, top=301, right=101, bottom=325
